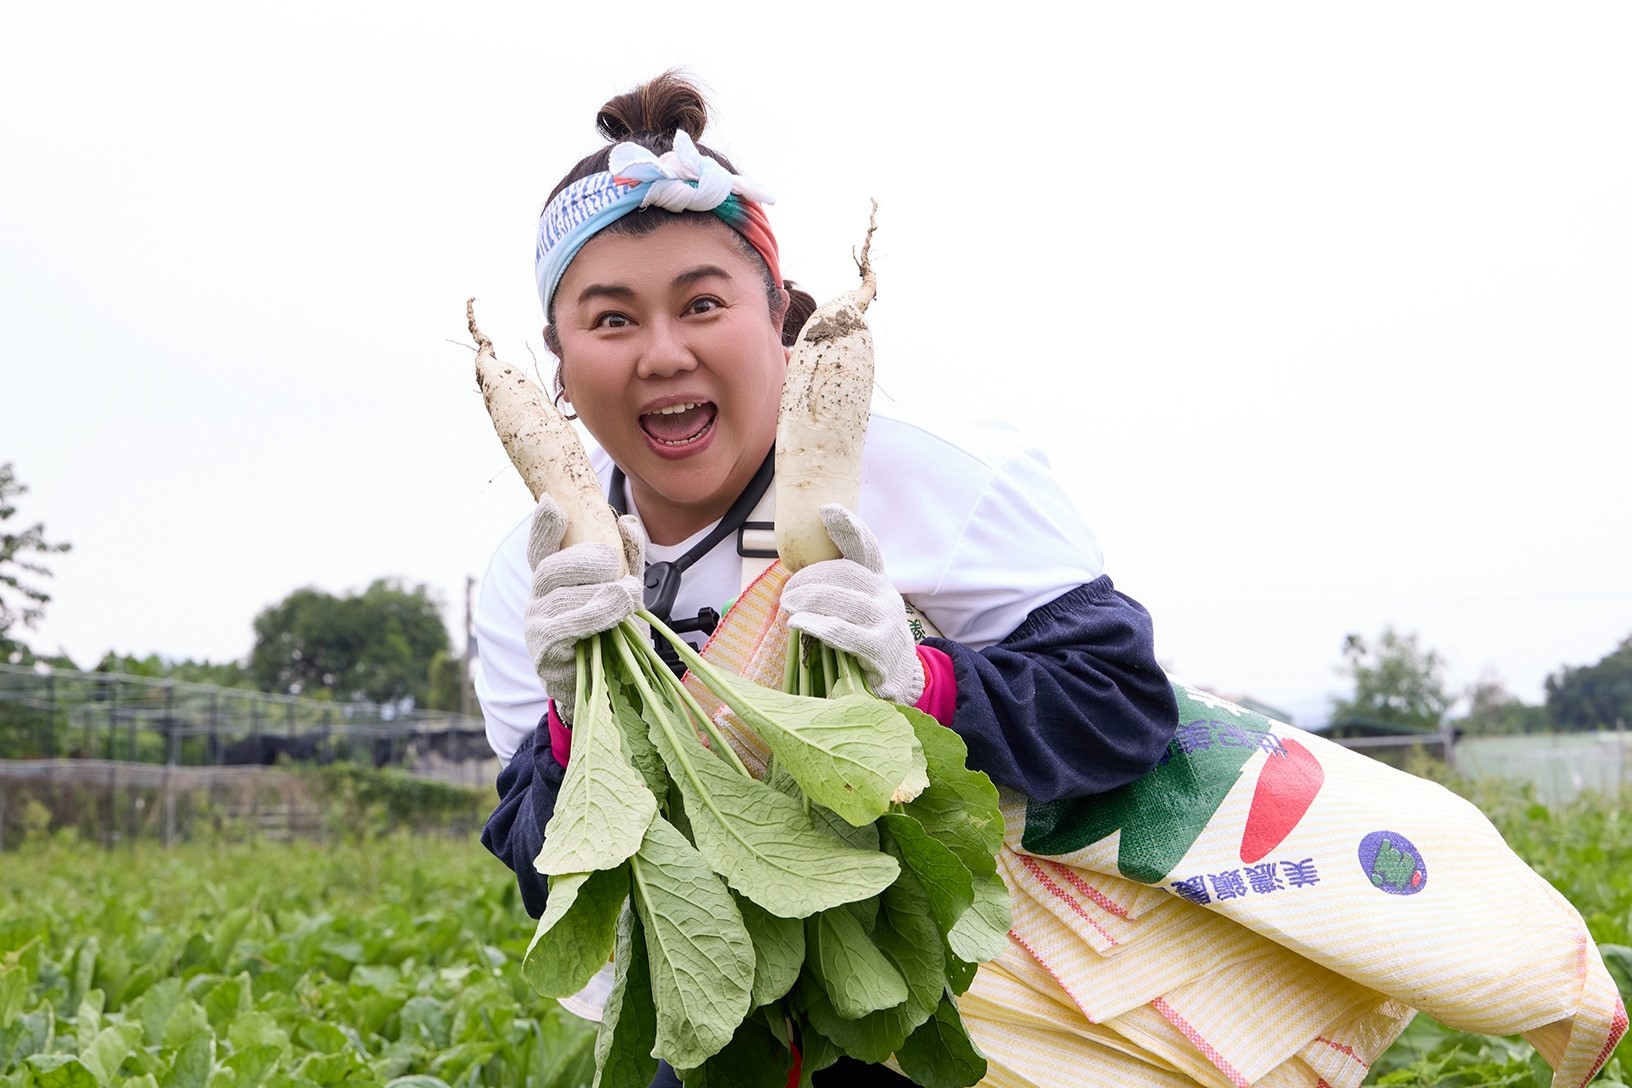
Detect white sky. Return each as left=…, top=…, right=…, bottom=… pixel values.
left=4, top=3, right=1629, bottom=726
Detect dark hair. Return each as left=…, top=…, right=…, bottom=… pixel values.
left=543, top=71, right=817, bottom=410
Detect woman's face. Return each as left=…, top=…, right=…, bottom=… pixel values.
left=550, top=217, right=788, bottom=545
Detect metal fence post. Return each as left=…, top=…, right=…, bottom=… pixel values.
left=1618, top=717, right=1627, bottom=801
left=44, top=672, right=56, bottom=758
left=104, top=678, right=116, bottom=761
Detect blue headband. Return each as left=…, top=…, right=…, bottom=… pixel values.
left=535, top=131, right=778, bottom=314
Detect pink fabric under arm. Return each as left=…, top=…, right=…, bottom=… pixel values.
left=547, top=700, right=572, bottom=767
left=913, top=644, right=957, bottom=726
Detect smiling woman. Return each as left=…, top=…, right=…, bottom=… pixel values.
left=472, top=71, right=1181, bottom=1088
left=550, top=219, right=788, bottom=546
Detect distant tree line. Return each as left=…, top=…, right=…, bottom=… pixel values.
left=6, top=462, right=1630, bottom=732
left=2, top=463, right=472, bottom=716
left=88, top=578, right=473, bottom=713
left=1332, top=627, right=1632, bottom=735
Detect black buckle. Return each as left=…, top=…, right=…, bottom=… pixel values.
left=738, top=520, right=779, bottom=559
left=650, top=606, right=719, bottom=676
left=644, top=561, right=683, bottom=619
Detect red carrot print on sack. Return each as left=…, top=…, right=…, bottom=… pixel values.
left=1239, top=737, right=1324, bottom=864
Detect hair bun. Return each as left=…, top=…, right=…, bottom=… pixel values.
left=596, top=70, right=709, bottom=145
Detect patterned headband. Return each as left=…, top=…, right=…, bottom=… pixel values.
left=534, top=131, right=781, bottom=314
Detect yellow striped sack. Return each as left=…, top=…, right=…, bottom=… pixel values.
left=684, top=562, right=1627, bottom=1087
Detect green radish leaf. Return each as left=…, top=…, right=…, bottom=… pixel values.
left=165, top=1031, right=216, bottom=1088
left=630, top=816, right=755, bottom=1070
left=760, top=1006, right=791, bottom=1049
left=78, top=1021, right=143, bottom=1084
left=878, top=813, right=974, bottom=939
left=539, top=638, right=660, bottom=876
left=896, top=707, right=1011, bottom=962
left=765, top=761, right=800, bottom=797
left=898, top=707, right=1004, bottom=861
left=23, top=1054, right=99, bottom=1088
left=609, top=666, right=668, bottom=801
left=893, top=991, right=988, bottom=1088
left=225, top=1009, right=290, bottom=1056
left=801, top=865, right=944, bottom=1063
left=227, top=1044, right=288, bottom=1086
left=766, top=766, right=881, bottom=853
left=795, top=965, right=900, bottom=1064
left=646, top=702, right=900, bottom=918
left=0, top=963, right=26, bottom=1029
left=806, top=903, right=908, bottom=1021
left=676, top=1006, right=793, bottom=1088
left=735, top=895, right=804, bottom=1007
left=944, top=952, right=978, bottom=996
left=693, top=668, right=927, bottom=827
left=592, top=903, right=660, bottom=1088
left=807, top=799, right=881, bottom=853
left=946, top=871, right=1012, bottom=965
left=1596, top=943, right=1630, bottom=1004
left=795, top=1024, right=842, bottom=1088
left=523, top=865, right=629, bottom=998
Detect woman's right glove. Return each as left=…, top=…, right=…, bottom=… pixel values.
left=522, top=494, right=645, bottom=724
left=781, top=504, right=926, bottom=706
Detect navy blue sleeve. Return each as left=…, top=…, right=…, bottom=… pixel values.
left=480, top=724, right=564, bottom=918
left=923, top=575, right=1178, bottom=802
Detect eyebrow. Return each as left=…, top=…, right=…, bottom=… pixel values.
left=573, top=264, right=735, bottom=306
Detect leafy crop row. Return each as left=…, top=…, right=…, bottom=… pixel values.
left=2, top=775, right=1628, bottom=1087
left=1, top=836, right=595, bottom=1087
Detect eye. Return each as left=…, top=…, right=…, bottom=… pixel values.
left=685, top=296, right=723, bottom=316
left=592, top=311, right=632, bottom=330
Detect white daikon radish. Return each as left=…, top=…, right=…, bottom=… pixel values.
left=466, top=298, right=624, bottom=561
left=775, top=206, right=879, bottom=572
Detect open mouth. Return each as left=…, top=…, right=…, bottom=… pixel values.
left=639, top=401, right=718, bottom=447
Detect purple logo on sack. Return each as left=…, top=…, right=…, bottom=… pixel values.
left=1357, top=831, right=1427, bottom=895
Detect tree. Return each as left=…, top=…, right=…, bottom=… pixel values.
left=1456, top=669, right=1547, bottom=735
left=249, top=579, right=451, bottom=706
left=94, top=651, right=255, bottom=689
left=425, top=648, right=476, bottom=715
left=1545, top=635, right=1632, bottom=731
left=1, top=463, right=71, bottom=661
left=1329, top=627, right=1452, bottom=730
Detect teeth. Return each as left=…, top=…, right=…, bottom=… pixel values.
left=649, top=402, right=701, bottom=416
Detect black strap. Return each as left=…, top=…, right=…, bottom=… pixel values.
left=608, top=451, right=775, bottom=674
left=607, top=450, right=775, bottom=586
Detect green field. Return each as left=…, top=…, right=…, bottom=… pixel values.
left=1, top=833, right=598, bottom=1087
left=2, top=777, right=1629, bottom=1087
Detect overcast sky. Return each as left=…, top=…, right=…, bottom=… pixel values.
left=4, top=3, right=1629, bottom=725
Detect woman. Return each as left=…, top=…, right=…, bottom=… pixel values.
left=476, top=72, right=1180, bottom=1088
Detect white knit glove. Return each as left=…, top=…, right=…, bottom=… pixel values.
left=781, top=504, right=924, bottom=705
left=523, top=495, right=646, bottom=723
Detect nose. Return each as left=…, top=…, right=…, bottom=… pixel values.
left=635, top=317, right=698, bottom=380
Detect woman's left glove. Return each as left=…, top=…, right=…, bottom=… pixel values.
left=780, top=504, right=925, bottom=705
left=523, top=495, right=646, bottom=724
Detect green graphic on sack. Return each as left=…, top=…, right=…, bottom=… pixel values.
left=1022, top=685, right=1299, bottom=884
left=1358, top=830, right=1427, bottom=895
